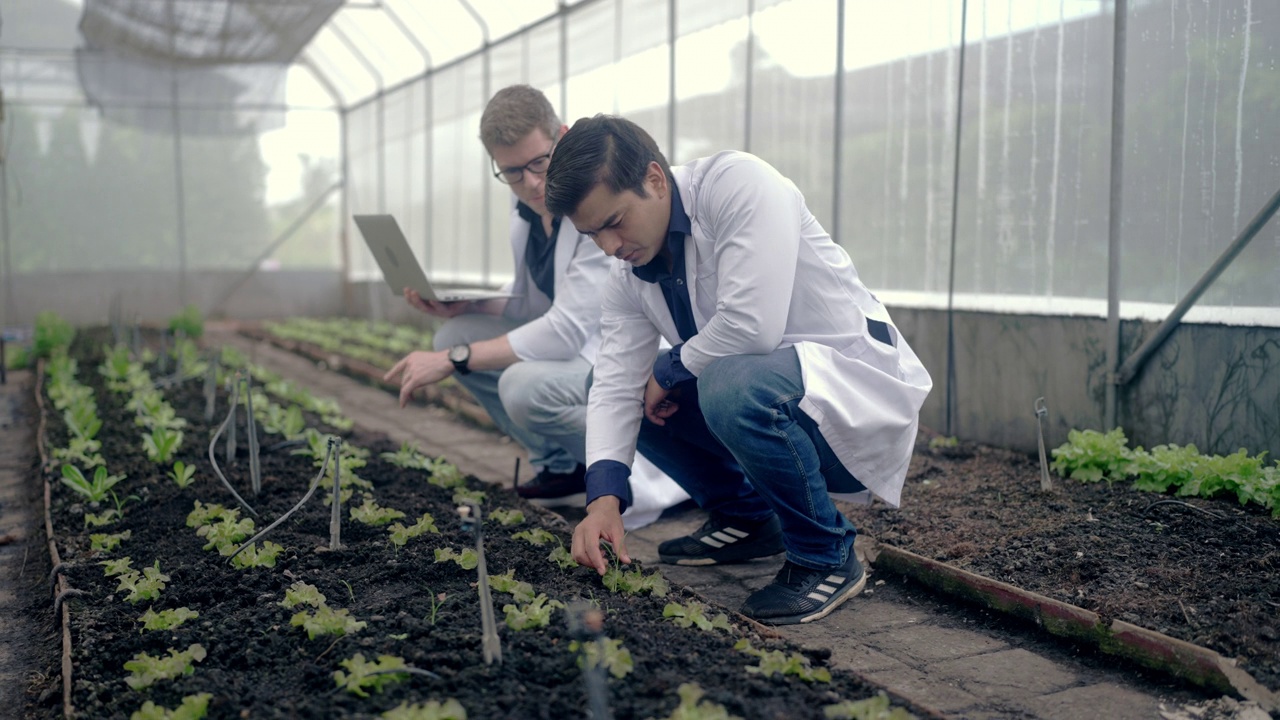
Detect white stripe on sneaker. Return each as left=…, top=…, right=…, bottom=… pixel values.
left=722, top=527, right=749, bottom=539
left=700, top=536, right=726, bottom=548
left=709, top=531, right=738, bottom=544
left=825, top=575, right=846, bottom=584
left=807, top=592, right=829, bottom=602
left=816, top=583, right=837, bottom=594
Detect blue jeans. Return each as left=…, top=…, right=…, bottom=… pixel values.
left=638, top=346, right=861, bottom=569
left=434, top=314, right=587, bottom=474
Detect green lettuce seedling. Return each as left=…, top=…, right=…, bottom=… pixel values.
left=502, top=594, right=565, bottom=631
left=380, top=699, right=468, bottom=720
left=116, top=561, right=170, bottom=604
left=426, top=458, right=466, bottom=489
left=229, top=541, right=284, bottom=569
left=186, top=500, right=237, bottom=528
left=734, top=639, right=831, bottom=683
left=570, top=636, right=634, bottom=679
left=351, top=497, right=407, bottom=526
left=85, top=509, right=120, bottom=528
left=130, top=692, right=212, bottom=720
left=388, top=513, right=439, bottom=547
left=61, top=464, right=125, bottom=503
left=138, top=607, right=199, bottom=632
left=167, top=461, right=197, bottom=489
left=451, top=488, right=486, bottom=505
left=291, top=605, right=367, bottom=640
left=91, top=530, right=131, bottom=553
left=602, top=565, right=669, bottom=598
left=100, top=557, right=134, bottom=577
left=197, top=515, right=255, bottom=555
left=333, top=653, right=409, bottom=697
left=663, top=601, right=732, bottom=633
left=548, top=544, right=577, bottom=571
left=380, top=442, right=432, bottom=470
left=280, top=582, right=327, bottom=609
left=488, top=570, right=535, bottom=604
left=123, top=643, right=206, bottom=690
left=512, top=528, right=556, bottom=546
left=652, top=683, right=743, bottom=720
left=488, top=508, right=525, bottom=526
left=822, top=692, right=917, bottom=719
left=142, top=427, right=184, bottom=464
left=434, top=547, right=478, bottom=570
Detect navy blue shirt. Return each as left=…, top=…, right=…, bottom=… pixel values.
left=584, top=186, right=697, bottom=511
left=516, top=201, right=559, bottom=302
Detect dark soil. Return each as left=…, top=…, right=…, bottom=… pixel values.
left=837, top=431, right=1280, bottom=693
left=26, top=333, right=924, bottom=720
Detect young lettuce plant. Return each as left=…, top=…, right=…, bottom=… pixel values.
left=602, top=559, right=670, bottom=598
left=388, top=513, right=439, bottom=548
left=502, top=593, right=565, bottom=631
left=351, top=496, right=406, bottom=526
left=291, top=605, right=367, bottom=640
left=380, top=442, right=432, bottom=470
left=434, top=547, right=478, bottom=570
left=333, top=654, right=410, bottom=697
left=426, top=458, right=467, bottom=490
left=451, top=488, right=486, bottom=505
left=380, top=699, right=467, bottom=720
left=143, top=426, right=184, bottom=464
left=116, top=561, right=170, bottom=604
left=100, top=557, right=134, bottom=577
left=488, top=569, right=535, bottom=604
left=569, top=636, right=634, bottom=679
left=511, top=528, right=557, bottom=546
left=228, top=541, right=284, bottom=569
left=663, top=601, right=732, bottom=633
left=547, top=541, right=577, bottom=572
left=654, top=683, right=743, bottom=720
left=61, top=464, right=125, bottom=503
left=734, top=639, right=831, bottom=683
left=822, top=692, right=919, bottom=719
left=138, top=607, right=200, bottom=632
left=91, top=530, right=131, bottom=553
left=488, top=508, right=525, bottom=526
left=131, top=693, right=212, bottom=720
left=123, top=644, right=206, bottom=689
left=167, top=460, right=197, bottom=488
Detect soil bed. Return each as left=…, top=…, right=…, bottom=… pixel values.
left=29, top=332, right=926, bottom=719
left=838, top=433, right=1280, bottom=694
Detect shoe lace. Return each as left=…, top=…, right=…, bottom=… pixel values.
left=773, top=561, right=824, bottom=591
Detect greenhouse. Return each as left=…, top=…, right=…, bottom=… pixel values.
left=0, top=0, right=1277, bottom=718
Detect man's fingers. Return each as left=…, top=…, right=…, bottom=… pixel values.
left=384, top=357, right=407, bottom=383
left=611, top=532, right=631, bottom=565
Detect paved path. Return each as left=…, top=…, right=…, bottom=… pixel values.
left=214, top=328, right=1246, bottom=719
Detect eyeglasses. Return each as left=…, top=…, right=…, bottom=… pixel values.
left=491, top=144, right=554, bottom=185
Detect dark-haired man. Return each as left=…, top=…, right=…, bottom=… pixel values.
left=383, top=88, right=687, bottom=524
left=546, top=115, right=932, bottom=625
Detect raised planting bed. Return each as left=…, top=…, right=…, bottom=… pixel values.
left=29, top=330, right=931, bottom=720
left=239, top=320, right=493, bottom=430
left=838, top=434, right=1280, bottom=712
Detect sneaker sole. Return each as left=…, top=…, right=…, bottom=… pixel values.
left=757, top=571, right=868, bottom=626
left=522, top=492, right=586, bottom=508
left=659, top=549, right=784, bottom=566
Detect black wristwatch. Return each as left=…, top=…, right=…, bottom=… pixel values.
left=447, top=344, right=472, bottom=375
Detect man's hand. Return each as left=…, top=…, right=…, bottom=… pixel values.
left=643, top=373, right=681, bottom=426
left=383, top=350, right=453, bottom=407
left=404, top=288, right=472, bottom=318
left=572, top=496, right=630, bottom=575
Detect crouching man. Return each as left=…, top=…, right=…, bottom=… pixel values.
left=546, top=115, right=932, bottom=625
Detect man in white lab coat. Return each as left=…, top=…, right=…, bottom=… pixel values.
left=384, top=87, right=688, bottom=523
left=546, top=115, right=932, bottom=625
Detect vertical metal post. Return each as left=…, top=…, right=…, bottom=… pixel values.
left=0, top=156, right=11, bottom=330
left=170, top=74, right=190, bottom=307
left=944, top=0, right=969, bottom=437
left=329, top=438, right=343, bottom=550
left=743, top=0, right=755, bottom=153
left=832, top=0, right=845, bottom=243
left=1104, top=0, right=1128, bottom=430
left=668, top=0, right=677, bottom=159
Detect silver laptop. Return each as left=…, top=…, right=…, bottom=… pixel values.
left=353, top=214, right=516, bottom=303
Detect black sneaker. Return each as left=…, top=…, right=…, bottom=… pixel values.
left=516, top=465, right=586, bottom=508
left=740, top=551, right=865, bottom=625
left=658, top=514, right=784, bottom=566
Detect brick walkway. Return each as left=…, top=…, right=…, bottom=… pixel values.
left=213, top=328, right=1242, bottom=719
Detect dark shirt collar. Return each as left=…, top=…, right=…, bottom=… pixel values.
left=633, top=183, right=690, bottom=284
left=516, top=200, right=558, bottom=228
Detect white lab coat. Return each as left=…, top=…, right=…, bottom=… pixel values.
left=502, top=198, right=613, bottom=364
left=586, top=151, right=933, bottom=507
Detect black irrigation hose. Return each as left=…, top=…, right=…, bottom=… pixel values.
left=208, top=378, right=260, bottom=518
left=1141, top=499, right=1226, bottom=520
left=226, top=437, right=337, bottom=565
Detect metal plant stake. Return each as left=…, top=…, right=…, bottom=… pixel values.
left=245, top=377, right=262, bottom=495
left=157, top=331, right=169, bottom=375
left=568, top=603, right=612, bottom=720
left=329, top=439, right=343, bottom=550
left=1035, top=397, right=1053, bottom=491
left=203, top=353, right=218, bottom=421
left=226, top=375, right=239, bottom=466
left=229, top=436, right=338, bottom=564
left=208, top=373, right=258, bottom=517
left=458, top=502, right=501, bottom=665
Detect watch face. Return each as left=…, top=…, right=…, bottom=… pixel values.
left=449, top=344, right=470, bottom=363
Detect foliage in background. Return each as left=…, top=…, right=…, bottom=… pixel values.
left=1051, top=428, right=1280, bottom=517
left=34, top=311, right=75, bottom=359
left=167, top=304, right=204, bottom=339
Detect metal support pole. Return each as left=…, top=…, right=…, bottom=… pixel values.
left=832, top=0, right=845, bottom=243
left=340, top=111, right=354, bottom=317
left=944, top=0, right=969, bottom=438
left=1104, top=0, right=1128, bottom=430
left=1115, top=185, right=1280, bottom=387
left=170, top=73, right=190, bottom=307
left=1, top=152, right=11, bottom=330
left=743, top=0, right=755, bottom=153
left=459, top=1, right=491, bottom=285
left=668, top=0, right=677, bottom=159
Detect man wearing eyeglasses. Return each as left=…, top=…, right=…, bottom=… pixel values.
left=386, top=85, right=688, bottom=518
